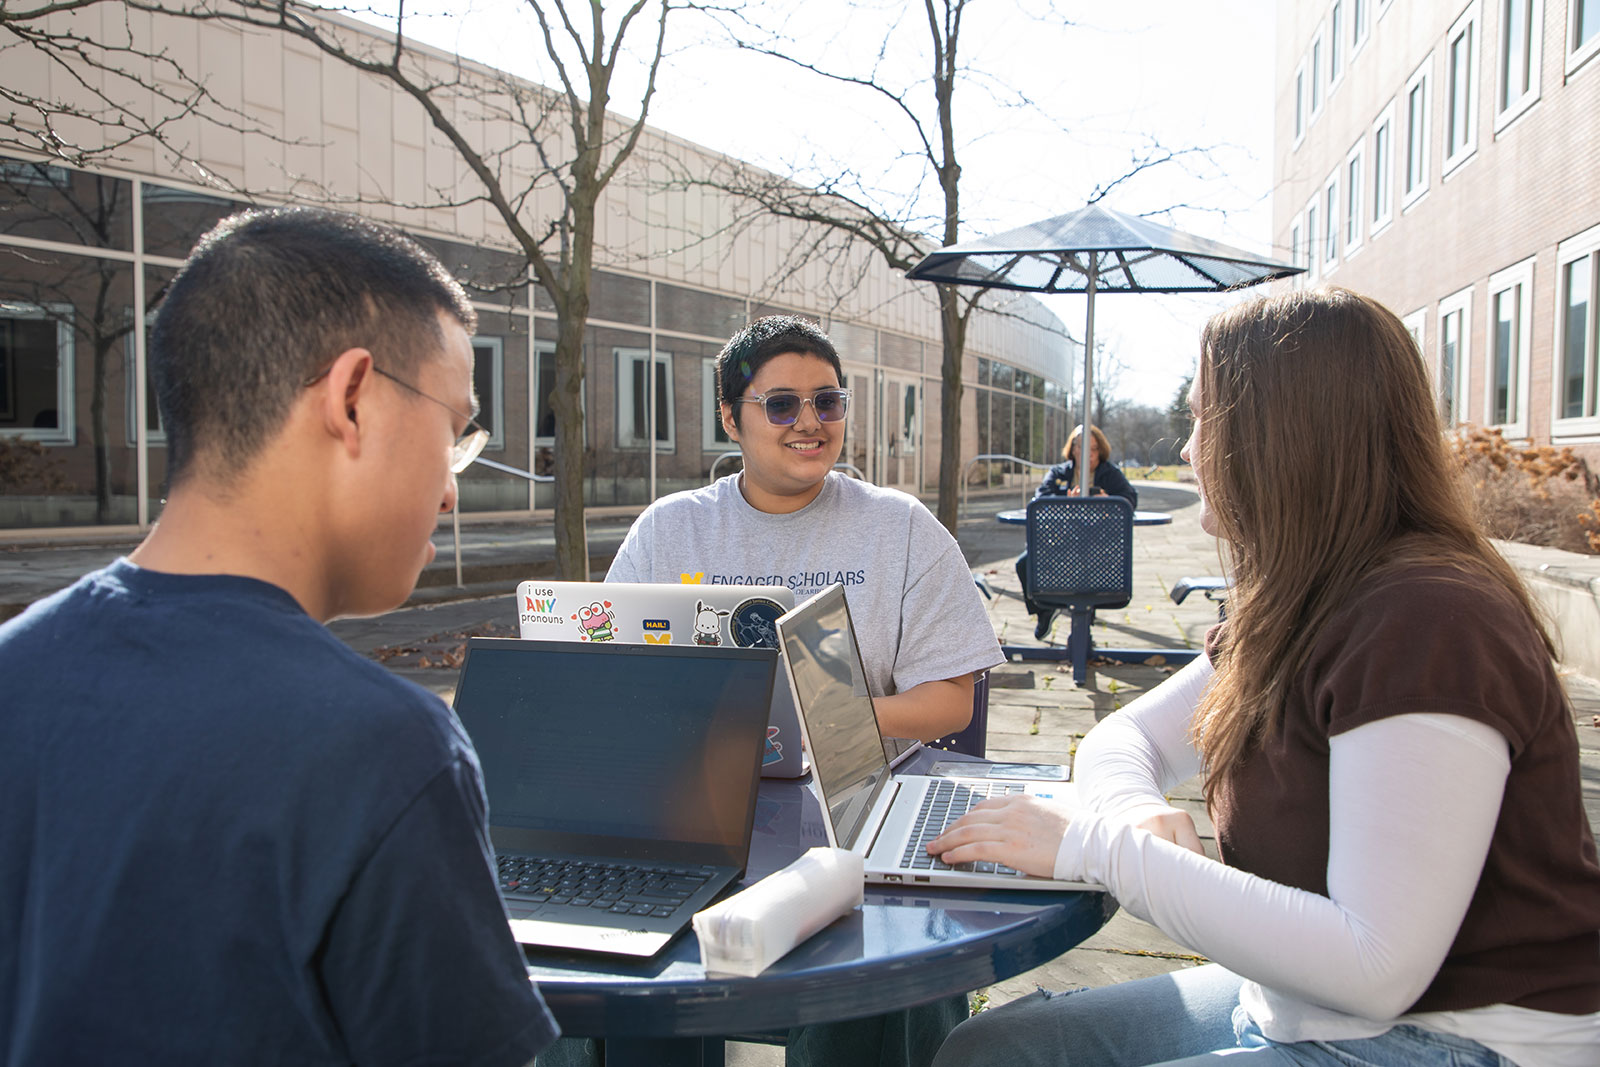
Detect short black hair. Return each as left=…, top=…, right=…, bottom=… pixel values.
left=715, top=316, right=843, bottom=427
left=151, top=206, right=476, bottom=483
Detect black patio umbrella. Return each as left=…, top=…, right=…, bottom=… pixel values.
left=905, top=203, right=1304, bottom=494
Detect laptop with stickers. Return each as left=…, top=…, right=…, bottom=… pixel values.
left=452, top=637, right=775, bottom=956
left=777, top=584, right=1098, bottom=892
left=516, top=580, right=806, bottom=777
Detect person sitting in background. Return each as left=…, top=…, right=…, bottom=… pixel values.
left=1016, top=424, right=1138, bottom=639
left=557, top=315, right=1002, bottom=1067
left=929, top=286, right=1600, bottom=1067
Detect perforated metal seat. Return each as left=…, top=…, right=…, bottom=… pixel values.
left=1025, top=496, right=1134, bottom=684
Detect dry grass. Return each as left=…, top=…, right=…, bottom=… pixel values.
left=1450, top=427, right=1600, bottom=555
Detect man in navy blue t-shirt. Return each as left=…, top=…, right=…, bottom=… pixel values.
left=0, top=208, right=557, bottom=1065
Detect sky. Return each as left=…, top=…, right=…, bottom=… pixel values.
left=347, top=0, right=1279, bottom=409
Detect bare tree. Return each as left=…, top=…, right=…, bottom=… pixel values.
left=3, top=0, right=683, bottom=577
left=683, top=0, right=1210, bottom=534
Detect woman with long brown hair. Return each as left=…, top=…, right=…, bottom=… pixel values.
left=928, top=288, right=1600, bottom=1067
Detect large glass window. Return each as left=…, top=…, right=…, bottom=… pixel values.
left=1311, top=32, right=1325, bottom=117
left=1331, top=3, right=1345, bottom=86
left=1371, top=102, right=1396, bottom=233
left=1556, top=225, right=1600, bottom=429
left=1306, top=200, right=1321, bottom=281
left=1438, top=286, right=1473, bottom=426
left=1443, top=6, right=1478, bottom=172
left=1403, top=59, right=1432, bottom=207
left=0, top=158, right=133, bottom=251
left=1487, top=258, right=1534, bottom=434
left=0, top=304, right=74, bottom=444
left=1498, top=0, right=1542, bottom=126
left=1345, top=143, right=1365, bottom=254
left=1294, top=61, right=1307, bottom=144
left=1561, top=256, right=1594, bottom=419
left=616, top=347, right=674, bottom=450
left=1570, top=0, right=1600, bottom=72
left=141, top=184, right=249, bottom=261
left=701, top=358, right=733, bottom=452
left=1323, top=177, right=1339, bottom=268
left=471, top=336, right=505, bottom=450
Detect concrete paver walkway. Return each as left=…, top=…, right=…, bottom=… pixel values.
left=3, top=480, right=1597, bottom=1064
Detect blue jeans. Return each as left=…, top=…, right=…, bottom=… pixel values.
left=931, top=965, right=1514, bottom=1067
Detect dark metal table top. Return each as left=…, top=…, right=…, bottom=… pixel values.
left=522, top=749, right=1113, bottom=1038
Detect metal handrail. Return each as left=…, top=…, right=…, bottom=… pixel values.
left=708, top=451, right=865, bottom=483
left=449, top=456, right=554, bottom=587
left=959, top=453, right=1055, bottom=519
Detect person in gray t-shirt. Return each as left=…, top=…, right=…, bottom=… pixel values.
left=607, top=316, right=1002, bottom=742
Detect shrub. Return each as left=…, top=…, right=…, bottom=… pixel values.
left=0, top=438, right=73, bottom=495
left=1449, top=427, right=1600, bottom=555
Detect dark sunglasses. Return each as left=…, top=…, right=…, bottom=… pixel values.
left=734, top=388, right=852, bottom=426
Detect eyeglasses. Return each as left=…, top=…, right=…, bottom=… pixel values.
left=303, top=362, right=489, bottom=474
left=734, top=388, right=852, bottom=426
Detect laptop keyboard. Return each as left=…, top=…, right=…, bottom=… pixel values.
left=899, top=780, right=1027, bottom=876
left=496, top=856, right=716, bottom=918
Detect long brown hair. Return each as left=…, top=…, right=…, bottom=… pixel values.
left=1192, top=287, right=1553, bottom=804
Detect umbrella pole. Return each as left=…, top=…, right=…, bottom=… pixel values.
left=1078, top=263, right=1097, bottom=497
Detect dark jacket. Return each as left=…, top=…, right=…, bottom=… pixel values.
left=1033, top=459, right=1138, bottom=509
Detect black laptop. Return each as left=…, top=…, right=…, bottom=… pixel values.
left=452, top=637, right=776, bottom=957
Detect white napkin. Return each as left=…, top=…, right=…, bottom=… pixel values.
left=693, top=847, right=864, bottom=977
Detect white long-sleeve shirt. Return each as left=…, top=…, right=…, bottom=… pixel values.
left=1054, top=654, right=1600, bottom=1067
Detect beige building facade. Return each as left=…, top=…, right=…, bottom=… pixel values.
left=1274, top=0, right=1600, bottom=463
left=0, top=9, right=1076, bottom=531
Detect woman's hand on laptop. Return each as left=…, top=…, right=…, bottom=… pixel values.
left=924, top=794, right=1072, bottom=878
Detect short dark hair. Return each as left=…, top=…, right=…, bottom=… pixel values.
left=715, top=316, right=843, bottom=427
left=151, top=206, right=476, bottom=483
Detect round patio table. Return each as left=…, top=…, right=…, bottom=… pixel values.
left=521, top=748, right=1114, bottom=1066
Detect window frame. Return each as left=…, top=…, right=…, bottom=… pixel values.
left=1553, top=222, right=1600, bottom=435
left=1370, top=99, right=1397, bottom=236
left=1294, top=57, right=1308, bottom=146
left=1437, top=285, right=1475, bottom=427
left=1401, top=307, right=1428, bottom=366
left=1441, top=2, right=1481, bottom=176
left=1402, top=56, right=1433, bottom=211
left=470, top=335, right=506, bottom=452
left=1310, top=28, right=1327, bottom=121
left=1289, top=220, right=1305, bottom=283
left=1330, top=1, right=1346, bottom=90
left=1305, top=195, right=1322, bottom=282
left=614, top=346, right=676, bottom=452
left=701, top=357, right=733, bottom=453
left=532, top=338, right=584, bottom=448
left=0, top=301, right=77, bottom=445
left=1568, top=0, right=1600, bottom=75
left=1322, top=172, right=1341, bottom=270
left=1486, top=256, right=1536, bottom=438
left=1344, top=140, right=1366, bottom=257
left=1496, top=0, right=1545, bottom=131
left=1352, top=0, right=1371, bottom=57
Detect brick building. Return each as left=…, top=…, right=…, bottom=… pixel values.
left=1274, top=0, right=1600, bottom=464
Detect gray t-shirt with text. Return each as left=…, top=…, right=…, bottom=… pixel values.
left=607, top=473, right=1002, bottom=697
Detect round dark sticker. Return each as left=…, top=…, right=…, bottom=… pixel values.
left=730, top=596, right=786, bottom=649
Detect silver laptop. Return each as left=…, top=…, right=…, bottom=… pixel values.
left=452, top=637, right=776, bottom=956
left=516, top=580, right=805, bottom=777
left=777, top=585, right=1098, bottom=892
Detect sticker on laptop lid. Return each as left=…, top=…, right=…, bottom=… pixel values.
left=730, top=596, right=786, bottom=649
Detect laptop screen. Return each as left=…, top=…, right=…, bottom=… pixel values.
left=453, top=638, right=776, bottom=868
left=778, top=588, right=892, bottom=850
